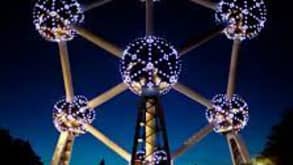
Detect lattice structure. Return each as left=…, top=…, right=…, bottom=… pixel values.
left=131, top=97, right=171, bottom=165
left=32, top=0, right=267, bottom=165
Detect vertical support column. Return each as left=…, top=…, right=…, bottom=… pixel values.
left=156, top=98, right=171, bottom=164
left=60, top=135, right=75, bottom=165
left=146, top=0, right=154, bottom=36
left=145, top=99, right=156, bottom=161
left=226, top=133, right=250, bottom=165
left=131, top=96, right=171, bottom=165
left=51, top=132, right=70, bottom=165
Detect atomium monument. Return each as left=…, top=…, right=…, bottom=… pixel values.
left=32, top=0, right=267, bottom=165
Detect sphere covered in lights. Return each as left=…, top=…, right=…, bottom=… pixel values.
left=120, top=36, right=181, bottom=96
left=134, top=150, right=146, bottom=163
left=134, top=149, right=168, bottom=165
left=215, top=0, right=267, bottom=40
left=151, top=149, right=168, bottom=165
left=33, top=0, right=84, bottom=42
left=206, top=94, right=249, bottom=133
left=53, top=96, right=95, bottom=135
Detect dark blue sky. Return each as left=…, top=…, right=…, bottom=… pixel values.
left=0, top=0, right=289, bottom=165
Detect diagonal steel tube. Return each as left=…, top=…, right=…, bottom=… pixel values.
left=226, top=39, right=241, bottom=98
left=58, top=42, right=74, bottom=102
left=83, top=0, right=112, bottom=12
left=226, top=132, right=250, bottom=165
left=179, top=27, right=224, bottom=57
left=84, top=124, right=131, bottom=162
left=190, top=0, right=217, bottom=10
left=173, top=83, right=213, bottom=109
left=51, top=132, right=71, bottom=165
left=87, top=82, right=128, bottom=109
left=59, top=135, right=75, bottom=165
left=171, top=123, right=214, bottom=159
left=73, top=26, right=123, bottom=58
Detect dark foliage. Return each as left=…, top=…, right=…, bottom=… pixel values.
left=262, top=110, right=293, bottom=165
left=0, top=129, right=43, bottom=165
left=99, top=159, right=105, bottom=165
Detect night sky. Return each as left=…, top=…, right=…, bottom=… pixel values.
left=0, top=0, right=289, bottom=165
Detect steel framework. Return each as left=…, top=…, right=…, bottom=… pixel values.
left=32, top=0, right=267, bottom=164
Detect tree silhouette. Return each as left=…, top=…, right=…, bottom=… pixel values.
left=262, top=110, right=293, bottom=165
left=99, top=159, right=105, bottom=165
left=0, top=129, right=43, bottom=165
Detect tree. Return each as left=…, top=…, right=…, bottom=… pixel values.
left=0, top=129, right=43, bottom=165
left=261, top=110, right=293, bottom=165
left=99, top=159, right=105, bottom=165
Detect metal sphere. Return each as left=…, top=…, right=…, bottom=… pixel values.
left=134, top=149, right=168, bottom=165
left=151, top=149, right=168, bottom=165
left=53, top=95, right=95, bottom=135
left=215, top=0, right=267, bottom=40
left=206, top=94, right=249, bottom=133
left=120, top=36, right=181, bottom=96
left=134, top=150, right=146, bottom=163
left=33, top=0, right=84, bottom=42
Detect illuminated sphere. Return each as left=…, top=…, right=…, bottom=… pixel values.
left=134, top=149, right=168, bottom=165
left=206, top=94, right=249, bottom=133
left=215, top=0, right=267, bottom=40
left=120, top=36, right=181, bottom=96
left=151, top=149, right=168, bottom=165
left=53, top=96, right=95, bottom=135
left=33, top=0, right=84, bottom=42
left=134, top=150, right=146, bottom=163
